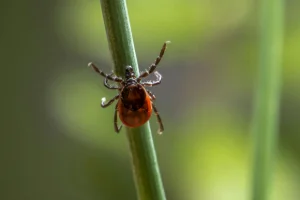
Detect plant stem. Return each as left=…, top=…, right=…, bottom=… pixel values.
left=99, top=1, right=166, bottom=200
left=251, top=0, right=284, bottom=200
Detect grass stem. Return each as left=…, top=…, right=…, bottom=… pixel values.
left=99, top=1, right=166, bottom=200
left=251, top=0, right=284, bottom=200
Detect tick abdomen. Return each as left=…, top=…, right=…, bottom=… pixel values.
left=118, top=84, right=152, bottom=127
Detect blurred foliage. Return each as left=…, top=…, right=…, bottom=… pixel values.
left=1, top=0, right=300, bottom=200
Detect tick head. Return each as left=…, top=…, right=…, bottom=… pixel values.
left=125, top=66, right=136, bottom=79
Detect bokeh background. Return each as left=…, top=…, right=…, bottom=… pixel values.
left=1, top=0, right=300, bottom=200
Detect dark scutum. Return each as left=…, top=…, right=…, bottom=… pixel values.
left=121, top=84, right=146, bottom=111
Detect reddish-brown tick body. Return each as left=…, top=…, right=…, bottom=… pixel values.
left=118, top=82, right=152, bottom=127
left=88, top=41, right=170, bottom=134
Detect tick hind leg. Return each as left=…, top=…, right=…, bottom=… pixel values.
left=101, top=94, right=119, bottom=108
left=137, top=41, right=170, bottom=81
left=147, top=90, right=156, bottom=100
left=114, top=103, right=122, bottom=133
left=152, top=103, right=164, bottom=134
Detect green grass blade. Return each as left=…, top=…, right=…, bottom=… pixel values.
left=99, top=1, right=166, bottom=200
left=251, top=0, right=284, bottom=200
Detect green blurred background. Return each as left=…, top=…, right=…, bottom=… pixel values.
left=1, top=0, right=299, bottom=200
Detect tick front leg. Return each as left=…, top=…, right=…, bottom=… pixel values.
left=101, top=94, right=119, bottom=108
left=88, top=62, right=123, bottom=83
left=141, top=71, right=162, bottom=87
left=152, top=103, right=164, bottom=134
left=137, top=41, right=170, bottom=81
left=114, top=103, right=122, bottom=133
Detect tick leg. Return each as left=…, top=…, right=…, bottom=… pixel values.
left=88, top=62, right=123, bottom=83
left=114, top=103, right=122, bottom=133
left=141, top=71, right=162, bottom=87
left=101, top=94, right=119, bottom=108
left=137, top=41, right=170, bottom=81
left=147, top=90, right=156, bottom=101
left=152, top=103, right=164, bottom=134
left=104, top=73, right=120, bottom=89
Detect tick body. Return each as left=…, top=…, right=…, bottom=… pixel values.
left=118, top=82, right=152, bottom=127
left=88, top=41, right=169, bottom=134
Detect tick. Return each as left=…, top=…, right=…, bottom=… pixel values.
left=88, top=41, right=170, bottom=134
